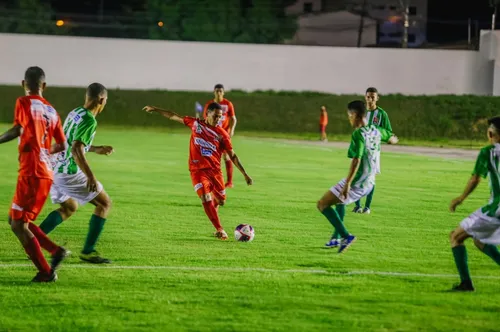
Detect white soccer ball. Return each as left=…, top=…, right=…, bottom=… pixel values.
left=234, top=224, right=255, bottom=242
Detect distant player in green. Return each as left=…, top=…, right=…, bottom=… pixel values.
left=317, top=100, right=398, bottom=252
left=449, top=116, right=500, bottom=291
left=353, top=87, right=392, bottom=214
left=39, top=83, right=114, bottom=264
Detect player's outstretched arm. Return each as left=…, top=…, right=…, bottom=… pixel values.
left=89, top=145, right=114, bottom=156
left=143, top=106, right=184, bottom=124
left=450, top=175, right=481, bottom=212
left=229, top=116, right=237, bottom=137
left=0, top=125, right=21, bottom=144
left=388, top=135, right=399, bottom=144
left=341, top=158, right=361, bottom=200
left=72, top=141, right=99, bottom=192
left=226, top=150, right=253, bottom=185
left=50, top=142, right=66, bottom=154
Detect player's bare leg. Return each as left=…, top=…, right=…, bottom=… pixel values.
left=39, top=198, right=78, bottom=234
left=223, top=152, right=234, bottom=188
left=10, top=218, right=57, bottom=282
left=200, top=193, right=228, bottom=240
left=317, top=190, right=356, bottom=254
left=449, top=227, right=474, bottom=291
left=80, top=190, right=112, bottom=264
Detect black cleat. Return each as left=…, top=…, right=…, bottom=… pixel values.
left=451, top=280, right=475, bottom=292
left=51, top=246, right=71, bottom=271
left=79, top=250, right=112, bottom=264
left=31, top=270, right=58, bottom=283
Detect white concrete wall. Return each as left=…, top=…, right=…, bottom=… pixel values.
left=0, top=32, right=492, bottom=95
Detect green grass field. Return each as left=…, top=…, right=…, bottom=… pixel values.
left=0, top=126, right=499, bottom=331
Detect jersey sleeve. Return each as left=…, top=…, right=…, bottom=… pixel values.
left=73, top=117, right=97, bottom=146
left=52, top=115, right=66, bottom=144
left=472, top=148, right=489, bottom=178
left=13, top=98, right=28, bottom=128
left=347, top=130, right=365, bottom=159
left=378, top=127, right=394, bottom=143
left=183, top=116, right=196, bottom=127
left=227, top=101, right=235, bottom=117
left=221, top=131, right=233, bottom=152
left=381, top=111, right=392, bottom=132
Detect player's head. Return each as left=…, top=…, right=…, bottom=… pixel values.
left=85, top=83, right=108, bottom=114
left=205, top=102, right=223, bottom=126
left=22, top=66, right=46, bottom=95
left=487, top=116, right=500, bottom=143
left=321, top=106, right=326, bottom=112
left=365, top=87, right=379, bottom=107
left=347, top=100, right=366, bottom=127
left=213, top=84, right=225, bottom=100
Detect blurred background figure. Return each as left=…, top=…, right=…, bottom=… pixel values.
left=319, top=105, right=328, bottom=142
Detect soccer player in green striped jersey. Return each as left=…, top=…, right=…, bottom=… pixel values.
left=39, top=83, right=114, bottom=264
left=449, top=116, right=500, bottom=291
left=353, top=87, right=392, bottom=214
left=317, top=100, right=398, bottom=253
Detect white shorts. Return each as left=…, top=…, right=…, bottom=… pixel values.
left=50, top=171, right=103, bottom=206
left=460, top=208, right=500, bottom=245
left=329, top=179, right=374, bottom=205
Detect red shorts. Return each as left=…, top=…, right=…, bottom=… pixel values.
left=190, top=169, right=226, bottom=202
left=10, top=176, right=52, bottom=223
left=319, top=124, right=327, bottom=134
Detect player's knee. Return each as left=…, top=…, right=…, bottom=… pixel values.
left=10, top=219, right=25, bottom=234
left=449, top=230, right=462, bottom=247
left=101, top=196, right=112, bottom=212
left=317, top=200, right=325, bottom=212
left=473, top=238, right=485, bottom=251
left=219, top=199, right=226, bottom=206
left=201, top=194, right=212, bottom=203
left=60, top=200, right=78, bottom=218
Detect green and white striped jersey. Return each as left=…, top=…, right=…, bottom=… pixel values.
left=474, top=144, right=500, bottom=217
left=53, top=107, right=97, bottom=174
left=347, top=125, right=393, bottom=188
left=366, top=107, right=392, bottom=131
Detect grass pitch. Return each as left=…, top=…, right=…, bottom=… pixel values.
left=0, top=127, right=498, bottom=331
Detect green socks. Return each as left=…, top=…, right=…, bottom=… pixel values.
left=39, top=211, right=64, bottom=234
left=321, top=206, right=349, bottom=239
left=452, top=246, right=471, bottom=282
left=483, top=244, right=500, bottom=265
left=365, top=186, right=375, bottom=209
left=82, top=214, right=106, bottom=254
left=332, top=205, right=345, bottom=239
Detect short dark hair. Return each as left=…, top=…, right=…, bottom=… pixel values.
left=206, top=102, right=222, bottom=112
left=24, top=66, right=45, bottom=92
left=366, top=87, right=378, bottom=94
left=214, top=84, right=224, bottom=90
left=488, top=116, right=500, bottom=132
left=86, top=82, right=107, bottom=100
left=347, top=100, right=366, bottom=117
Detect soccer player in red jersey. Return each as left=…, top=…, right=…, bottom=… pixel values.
left=143, top=102, right=252, bottom=240
left=202, top=84, right=237, bottom=188
left=0, top=67, right=69, bottom=282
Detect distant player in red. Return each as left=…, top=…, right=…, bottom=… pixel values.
left=0, top=67, right=69, bottom=282
left=143, top=102, right=252, bottom=240
left=319, top=106, right=328, bottom=142
left=202, top=84, right=237, bottom=188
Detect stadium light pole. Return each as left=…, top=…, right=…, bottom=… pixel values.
left=99, top=0, right=104, bottom=22
left=398, top=0, right=410, bottom=48
left=357, top=0, right=368, bottom=47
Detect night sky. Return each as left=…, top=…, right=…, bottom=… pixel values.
left=1, top=0, right=498, bottom=43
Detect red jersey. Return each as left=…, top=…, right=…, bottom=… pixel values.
left=184, top=116, right=233, bottom=172
left=320, top=111, right=328, bottom=125
left=202, top=98, right=235, bottom=132
left=14, top=96, right=65, bottom=179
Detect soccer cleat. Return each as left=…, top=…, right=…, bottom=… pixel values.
left=338, top=235, right=357, bottom=254
left=51, top=246, right=71, bottom=271
left=31, top=270, right=58, bottom=283
left=225, top=182, right=234, bottom=189
left=325, top=238, right=340, bottom=248
left=352, top=206, right=362, bottom=213
left=79, top=250, right=112, bottom=264
left=214, top=229, right=229, bottom=240
left=451, top=281, right=475, bottom=292
left=362, top=207, right=371, bottom=214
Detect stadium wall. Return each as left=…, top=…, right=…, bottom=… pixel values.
left=0, top=32, right=494, bottom=96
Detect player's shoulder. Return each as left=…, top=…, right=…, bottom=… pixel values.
left=216, top=126, right=231, bottom=138
left=377, top=107, right=388, bottom=114
left=479, top=144, right=495, bottom=156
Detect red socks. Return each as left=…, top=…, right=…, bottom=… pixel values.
left=28, top=223, right=59, bottom=255
left=24, top=237, right=51, bottom=274
left=202, top=201, right=222, bottom=230
left=225, top=160, right=233, bottom=184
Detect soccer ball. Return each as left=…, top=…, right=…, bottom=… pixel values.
left=234, top=224, right=255, bottom=242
